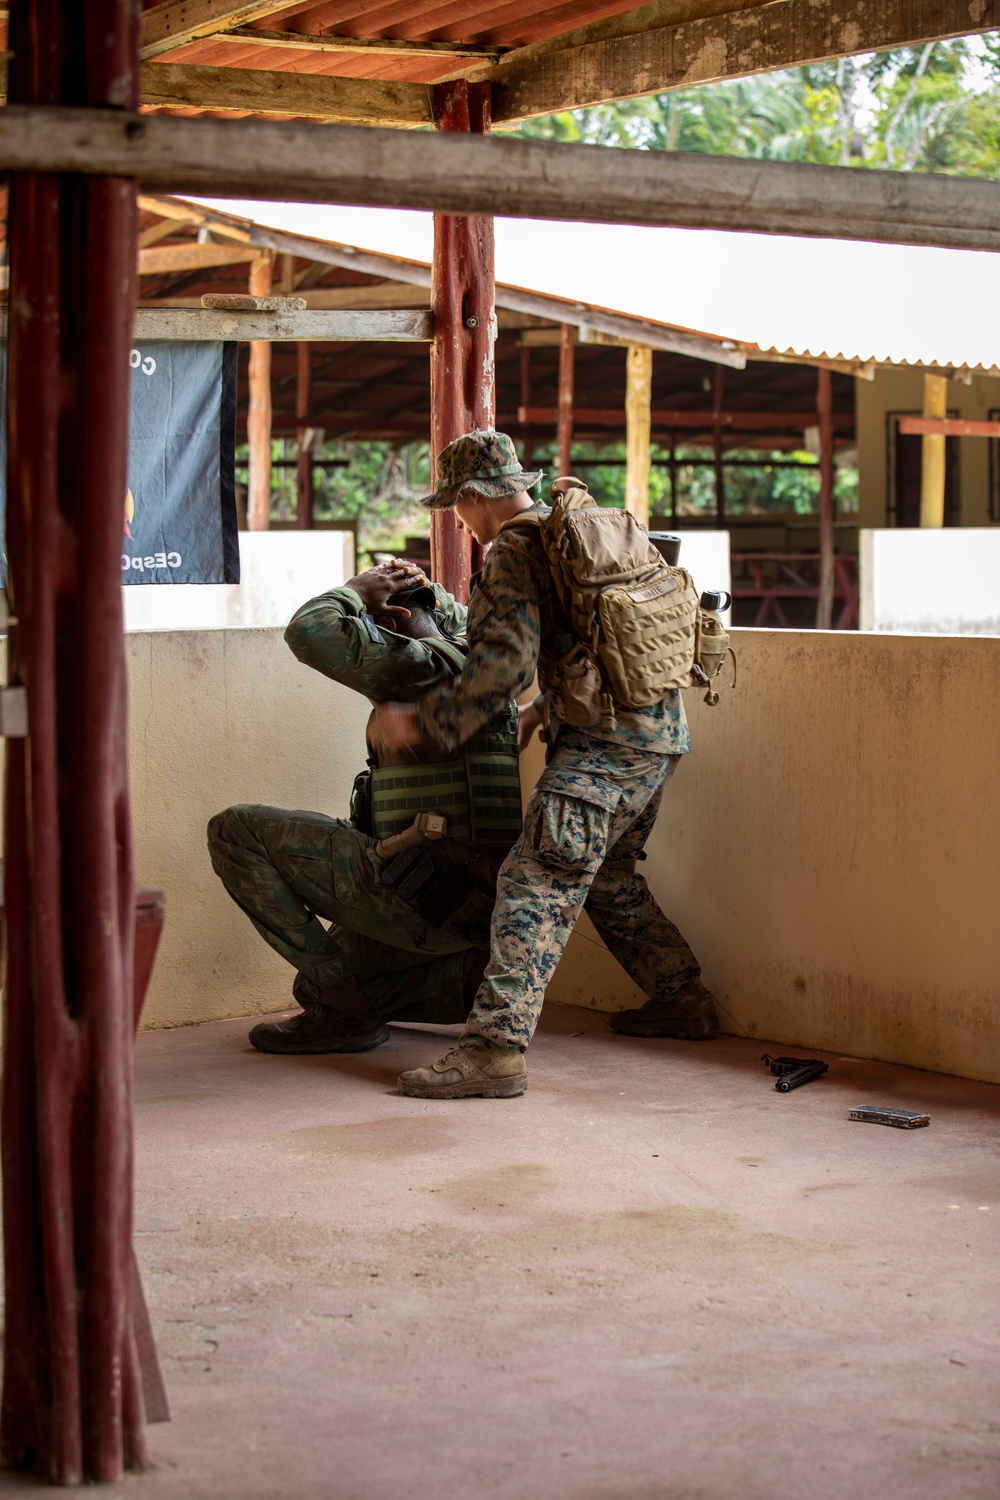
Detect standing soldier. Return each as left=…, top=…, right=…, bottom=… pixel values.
left=371, top=431, right=719, bottom=1101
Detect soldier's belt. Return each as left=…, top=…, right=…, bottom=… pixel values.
left=370, top=752, right=522, bottom=846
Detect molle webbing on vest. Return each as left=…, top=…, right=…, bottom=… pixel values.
left=372, top=762, right=474, bottom=842
left=463, top=753, right=523, bottom=844
left=370, top=706, right=522, bottom=846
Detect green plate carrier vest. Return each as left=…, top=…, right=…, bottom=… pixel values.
left=363, top=700, right=522, bottom=848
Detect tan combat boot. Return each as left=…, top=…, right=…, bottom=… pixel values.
left=397, top=1043, right=527, bottom=1099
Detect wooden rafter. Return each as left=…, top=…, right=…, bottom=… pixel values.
left=141, top=0, right=295, bottom=60
left=484, top=0, right=1000, bottom=121
left=130, top=307, right=434, bottom=340
left=7, top=109, right=1000, bottom=255
left=139, top=62, right=434, bottom=125
left=219, top=28, right=502, bottom=61
left=138, top=242, right=259, bottom=273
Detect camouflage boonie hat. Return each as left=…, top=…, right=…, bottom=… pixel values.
left=420, top=430, right=542, bottom=510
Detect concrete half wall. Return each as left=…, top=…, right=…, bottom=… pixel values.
left=124, top=626, right=1000, bottom=1084
left=598, top=629, right=999, bottom=1083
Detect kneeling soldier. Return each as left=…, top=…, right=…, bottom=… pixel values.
left=207, top=561, right=523, bottom=1053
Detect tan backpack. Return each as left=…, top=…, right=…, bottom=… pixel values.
left=505, top=479, right=733, bottom=731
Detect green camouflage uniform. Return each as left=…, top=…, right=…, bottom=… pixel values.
left=414, top=508, right=703, bottom=1051
left=207, top=583, right=497, bottom=1024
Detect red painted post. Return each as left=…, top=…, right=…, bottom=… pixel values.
left=816, top=367, right=836, bottom=630
left=556, top=324, right=575, bottom=477
left=1, top=0, right=150, bottom=1482
left=247, top=252, right=275, bottom=531
left=295, top=343, right=312, bottom=529
left=430, top=80, right=495, bottom=600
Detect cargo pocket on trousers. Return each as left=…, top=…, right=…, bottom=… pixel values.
left=522, top=791, right=611, bottom=876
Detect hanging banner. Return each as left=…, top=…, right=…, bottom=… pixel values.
left=0, top=340, right=239, bottom=587
left=123, top=340, right=239, bottom=585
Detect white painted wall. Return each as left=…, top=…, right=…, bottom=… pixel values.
left=860, top=528, right=1000, bottom=634
left=125, top=625, right=1000, bottom=1085
left=122, top=530, right=355, bottom=633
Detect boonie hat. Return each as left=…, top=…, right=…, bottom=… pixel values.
left=420, top=430, right=542, bottom=510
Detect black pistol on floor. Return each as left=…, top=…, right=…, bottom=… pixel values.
left=762, top=1053, right=829, bottom=1092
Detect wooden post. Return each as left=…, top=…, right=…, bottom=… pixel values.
left=295, top=342, right=312, bottom=530
left=520, top=342, right=532, bottom=462
left=712, top=366, right=726, bottom=520
left=247, top=251, right=274, bottom=531
left=556, top=323, right=575, bottom=477
left=2, top=0, right=151, bottom=1482
left=625, top=343, right=653, bottom=526
left=668, top=435, right=677, bottom=520
left=920, top=373, right=948, bottom=527
left=430, top=81, right=495, bottom=600
left=816, top=367, right=836, bottom=630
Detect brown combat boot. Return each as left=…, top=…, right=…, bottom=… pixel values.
left=609, top=978, right=720, bottom=1039
left=249, top=979, right=389, bottom=1054
left=397, top=1042, right=527, bottom=1099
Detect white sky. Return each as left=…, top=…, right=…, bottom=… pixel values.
left=202, top=198, right=1000, bottom=370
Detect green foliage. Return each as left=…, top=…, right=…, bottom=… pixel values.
left=236, top=439, right=433, bottom=557
left=525, top=442, right=858, bottom=519
left=515, top=38, right=1000, bottom=178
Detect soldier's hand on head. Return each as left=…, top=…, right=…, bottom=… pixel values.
left=346, top=561, right=431, bottom=623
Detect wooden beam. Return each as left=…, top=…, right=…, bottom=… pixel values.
left=128, top=307, right=434, bottom=340
left=6, top=108, right=1000, bottom=254
left=712, top=365, right=725, bottom=519
left=221, top=27, right=501, bottom=61
left=919, top=374, right=948, bottom=528
left=816, top=367, right=835, bottom=630
left=138, top=216, right=189, bottom=247
left=487, top=0, right=1000, bottom=123
left=141, top=0, right=294, bottom=60
left=557, top=323, right=575, bottom=476
left=139, top=62, right=434, bottom=125
left=295, top=284, right=431, bottom=310
left=625, top=343, right=652, bottom=527
left=518, top=407, right=853, bottom=431
left=899, top=416, right=1000, bottom=438
left=138, top=242, right=258, bottom=273
left=296, top=344, right=312, bottom=531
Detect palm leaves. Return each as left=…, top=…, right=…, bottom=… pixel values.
left=516, top=37, right=1000, bottom=179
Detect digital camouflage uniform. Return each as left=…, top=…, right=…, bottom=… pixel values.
left=414, top=506, right=704, bottom=1051
left=207, top=582, right=499, bottom=1024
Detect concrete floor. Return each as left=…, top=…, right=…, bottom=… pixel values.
left=3, top=1006, right=1000, bottom=1499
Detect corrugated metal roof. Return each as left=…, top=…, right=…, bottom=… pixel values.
left=199, top=199, right=1000, bottom=375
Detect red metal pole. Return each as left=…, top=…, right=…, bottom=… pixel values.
left=295, top=342, right=312, bottom=529
left=2, top=0, right=149, bottom=1482
left=556, top=324, right=575, bottom=477
left=816, top=367, right=836, bottom=629
left=430, top=80, right=495, bottom=600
